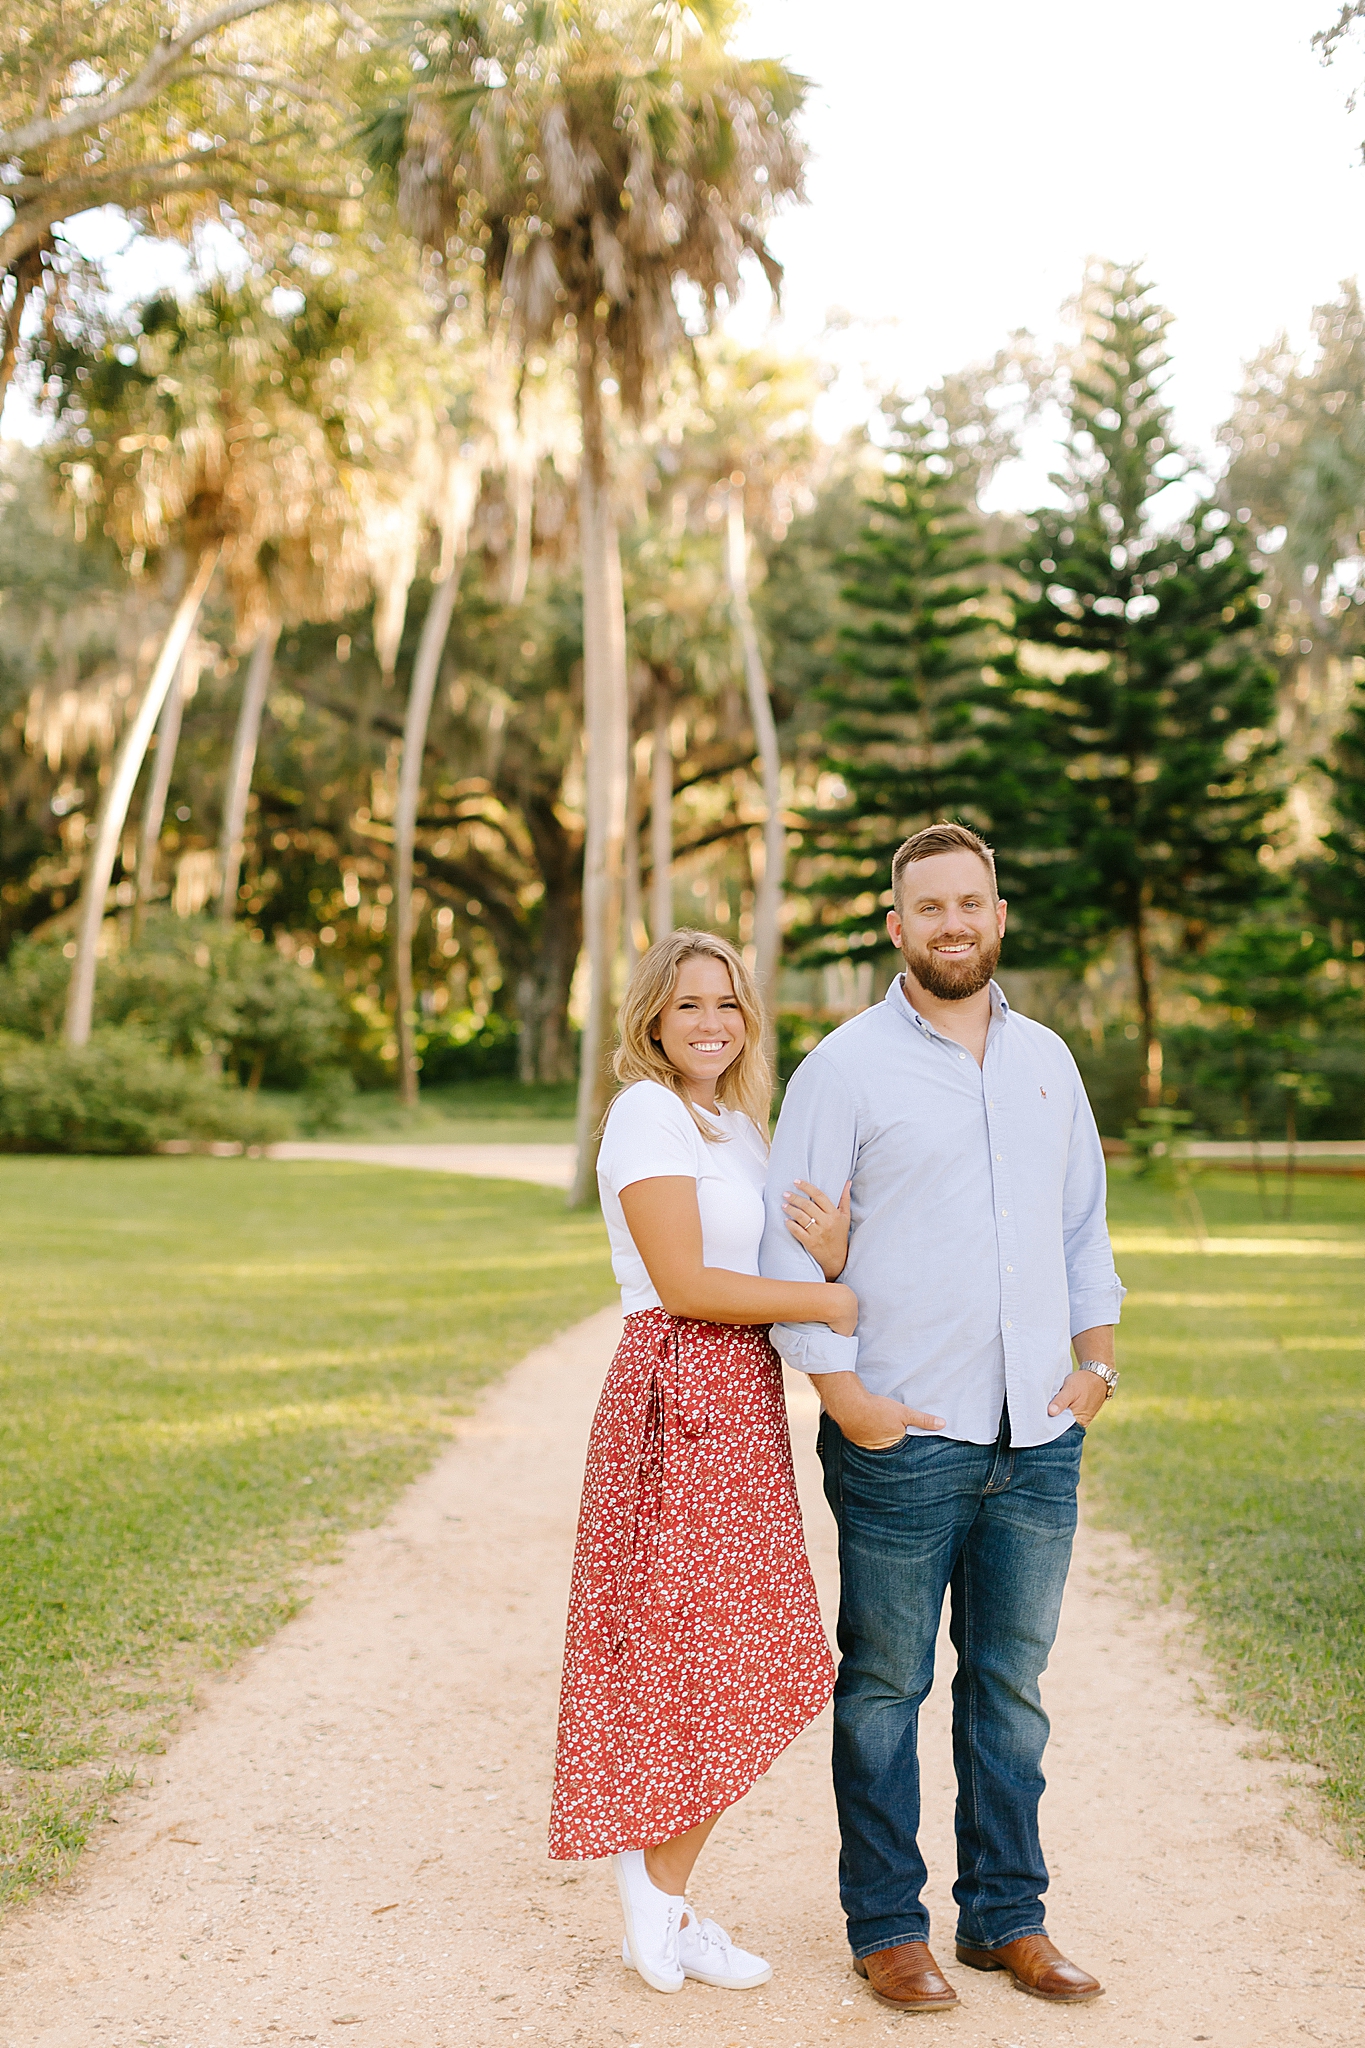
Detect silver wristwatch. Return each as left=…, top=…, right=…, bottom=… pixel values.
left=1077, top=1360, right=1119, bottom=1399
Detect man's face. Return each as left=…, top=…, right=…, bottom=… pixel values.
left=886, top=850, right=1007, bottom=1001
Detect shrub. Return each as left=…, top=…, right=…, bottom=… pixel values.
left=0, top=1030, right=295, bottom=1155
left=0, top=940, right=71, bottom=1041
left=294, top=1065, right=356, bottom=1133
left=414, top=1009, right=520, bottom=1084
left=100, top=919, right=348, bottom=1087
left=1163, top=1022, right=1365, bottom=1142
left=0, top=921, right=350, bottom=1090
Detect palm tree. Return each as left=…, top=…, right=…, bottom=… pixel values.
left=64, top=548, right=220, bottom=1041
left=649, top=681, right=675, bottom=944
left=372, top=0, right=807, bottom=1200
left=724, top=482, right=782, bottom=1051
left=370, top=325, right=579, bottom=1104
left=392, top=435, right=485, bottom=1104
left=685, top=344, right=820, bottom=1046
left=623, top=519, right=735, bottom=943
left=209, top=278, right=412, bottom=935
left=52, top=277, right=381, bottom=1041
left=486, top=337, right=577, bottom=608
left=135, top=640, right=204, bottom=937
left=166, top=262, right=489, bottom=1107
left=216, top=620, right=281, bottom=924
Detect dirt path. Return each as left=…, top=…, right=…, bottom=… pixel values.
left=3, top=1306, right=1364, bottom=2048
left=267, top=1142, right=575, bottom=1188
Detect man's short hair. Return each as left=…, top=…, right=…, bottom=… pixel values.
left=891, top=822, right=999, bottom=905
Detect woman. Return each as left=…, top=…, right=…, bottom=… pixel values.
left=548, top=930, right=853, bottom=1996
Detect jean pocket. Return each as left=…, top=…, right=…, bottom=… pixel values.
left=843, top=1431, right=912, bottom=1459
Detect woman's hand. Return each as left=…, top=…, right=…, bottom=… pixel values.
left=825, top=1282, right=859, bottom=1338
left=782, top=1178, right=852, bottom=1279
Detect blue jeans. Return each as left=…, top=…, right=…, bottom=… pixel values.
left=817, top=1411, right=1083, bottom=1959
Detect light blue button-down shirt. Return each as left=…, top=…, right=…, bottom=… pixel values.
left=760, top=976, right=1125, bottom=1448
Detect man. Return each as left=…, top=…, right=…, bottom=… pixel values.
left=760, top=821, right=1123, bottom=2016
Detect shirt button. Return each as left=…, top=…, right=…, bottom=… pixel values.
left=995, top=1152, right=1002, bottom=1160
left=1001, top=1208, right=1008, bottom=1217
left=1006, top=1264, right=1013, bottom=1273
left=1006, top=1319, right=1013, bottom=1329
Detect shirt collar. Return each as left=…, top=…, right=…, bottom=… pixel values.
left=884, top=972, right=1009, bottom=1043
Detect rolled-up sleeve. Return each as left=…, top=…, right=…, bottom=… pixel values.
left=1061, top=1060, right=1126, bottom=1336
left=760, top=1052, right=861, bottom=1374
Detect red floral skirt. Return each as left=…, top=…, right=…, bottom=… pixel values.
left=548, top=1309, right=834, bottom=1861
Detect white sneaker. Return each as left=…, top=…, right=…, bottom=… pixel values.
left=611, top=1851, right=685, bottom=1994
left=622, top=1907, right=773, bottom=1991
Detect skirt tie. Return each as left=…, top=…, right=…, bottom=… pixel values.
left=611, top=1321, right=713, bottom=1656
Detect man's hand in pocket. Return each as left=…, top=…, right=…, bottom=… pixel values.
left=809, top=1371, right=945, bottom=1449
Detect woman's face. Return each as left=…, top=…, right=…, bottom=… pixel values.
left=652, top=955, right=746, bottom=1105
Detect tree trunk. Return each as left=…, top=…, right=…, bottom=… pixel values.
left=65, top=547, right=219, bottom=1045
left=1282, top=1090, right=1298, bottom=1221
left=1241, top=1078, right=1269, bottom=1220
left=1131, top=897, right=1162, bottom=1107
left=535, top=924, right=580, bottom=1083
left=521, top=909, right=582, bottom=1087
left=623, top=724, right=645, bottom=971
left=524, top=793, right=584, bottom=1086
left=217, top=619, right=279, bottom=925
left=569, top=321, right=630, bottom=1208
left=650, top=689, right=673, bottom=943
left=726, top=483, right=783, bottom=1064
left=506, top=442, right=534, bottom=607
left=393, top=560, right=466, bottom=1105
left=516, top=972, right=538, bottom=1084
left=132, top=650, right=189, bottom=941
left=0, top=244, right=45, bottom=413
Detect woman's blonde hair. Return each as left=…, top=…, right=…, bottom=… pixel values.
left=612, top=929, right=772, bottom=1142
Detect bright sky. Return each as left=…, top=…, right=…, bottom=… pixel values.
left=728, top=0, right=1365, bottom=506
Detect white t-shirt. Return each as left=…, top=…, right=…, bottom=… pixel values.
left=596, top=1080, right=769, bottom=1313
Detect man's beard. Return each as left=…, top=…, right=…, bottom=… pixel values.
left=902, top=929, right=1001, bottom=1001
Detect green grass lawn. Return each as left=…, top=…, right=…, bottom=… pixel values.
left=293, top=1077, right=578, bottom=1145
left=1091, top=1167, right=1365, bottom=1853
left=0, top=1155, right=615, bottom=1905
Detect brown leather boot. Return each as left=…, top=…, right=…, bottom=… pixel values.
left=955, top=1933, right=1102, bottom=2002
left=853, top=1942, right=959, bottom=2013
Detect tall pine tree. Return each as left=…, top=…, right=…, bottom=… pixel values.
left=1313, top=674, right=1365, bottom=947
left=971, top=262, right=1282, bottom=1099
left=795, top=406, right=1005, bottom=968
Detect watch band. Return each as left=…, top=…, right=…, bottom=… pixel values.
left=1076, top=1360, right=1119, bottom=1399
